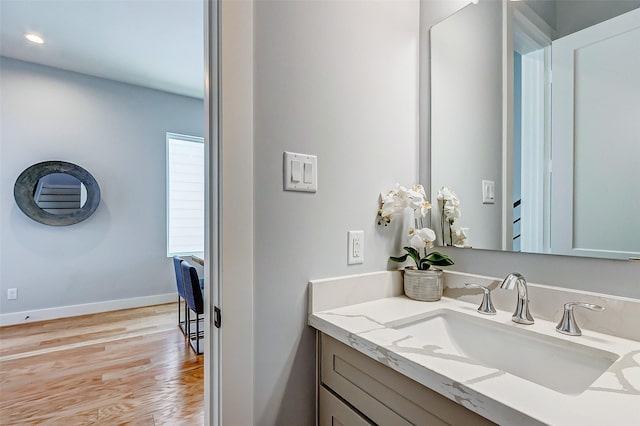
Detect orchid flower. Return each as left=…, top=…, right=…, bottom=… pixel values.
left=451, top=227, right=469, bottom=247
left=408, top=227, right=436, bottom=250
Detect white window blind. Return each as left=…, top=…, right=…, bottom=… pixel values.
left=166, top=133, right=204, bottom=256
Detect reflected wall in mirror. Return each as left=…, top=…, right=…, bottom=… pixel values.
left=14, top=161, right=100, bottom=226
left=429, top=0, right=640, bottom=260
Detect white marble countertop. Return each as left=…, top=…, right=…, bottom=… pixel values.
left=309, top=295, right=640, bottom=425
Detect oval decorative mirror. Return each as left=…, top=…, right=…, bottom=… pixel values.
left=14, top=161, right=101, bottom=226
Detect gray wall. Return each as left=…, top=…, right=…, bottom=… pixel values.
left=555, top=0, right=640, bottom=38
left=522, top=0, right=640, bottom=39
left=0, top=57, right=204, bottom=314
left=253, top=1, right=420, bottom=424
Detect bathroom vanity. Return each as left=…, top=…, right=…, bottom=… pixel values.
left=308, top=271, right=640, bottom=425
left=318, top=332, right=494, bottom=425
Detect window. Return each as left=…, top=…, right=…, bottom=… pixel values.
left=166, top=132, right=204, bottom=256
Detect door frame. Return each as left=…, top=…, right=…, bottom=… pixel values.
left=502, top=0, right=554, bottom=252
left=203, top=0, right=220, bottom=425
left=206, top=0, right=255, bottom=425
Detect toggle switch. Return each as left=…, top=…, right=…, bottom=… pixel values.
left=303, top=162, right=313, bottom=183
left=291, top=160, right=302, bottom=183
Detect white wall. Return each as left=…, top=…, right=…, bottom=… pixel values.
left=430, top=0, right=503, bottom=249
left=253, top=0, right=419, bottom=423
left=0, top=57, right=204, bottom=315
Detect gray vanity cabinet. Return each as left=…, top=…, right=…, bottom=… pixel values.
left=318, top=333, right=495, bottom=426
left=319, top=386, right=373, bottom=426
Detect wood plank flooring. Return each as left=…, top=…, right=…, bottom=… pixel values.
left=0, top=303, right=204, bottom=425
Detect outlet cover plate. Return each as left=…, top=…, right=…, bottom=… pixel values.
left=348, top=230, right=364, bottom=265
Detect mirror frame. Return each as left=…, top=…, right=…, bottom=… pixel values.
left=14, top=160, right=101, bottom=226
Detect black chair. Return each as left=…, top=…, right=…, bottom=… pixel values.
left=181, top=261, right=204, bottom=355
left=172, top=256, right=189, bottom=335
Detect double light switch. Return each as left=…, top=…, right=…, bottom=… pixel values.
left=284, top=152, right=317, bottom=192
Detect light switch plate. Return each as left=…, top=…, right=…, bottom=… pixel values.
left=284, top=152, right=317, bottom=192
left=348, top=231, right=364, bottom=265
left=482, top=180, right=495, bottom=204
left=7, top=288, right=17, bottom=300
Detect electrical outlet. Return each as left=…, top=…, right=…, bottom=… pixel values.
left=7, top=288, right=17, bottom=300
left=348, top=231, right=364, bottom=265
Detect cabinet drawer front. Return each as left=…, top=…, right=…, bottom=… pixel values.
left=320, top=334, right=494, bottom=426
left=320, top=386, right=373, bottom=426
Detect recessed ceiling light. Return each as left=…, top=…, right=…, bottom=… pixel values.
left=25, top=34, right=44, bottom=44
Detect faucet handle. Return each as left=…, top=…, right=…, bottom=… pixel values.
left=465, top=283, right=496, bottom=315
left=555, top=302, right=605, bottom=336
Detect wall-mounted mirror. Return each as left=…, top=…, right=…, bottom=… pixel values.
left=14, top=161, right=100, bottom=225
left=429, top=0, right=640, bottom=261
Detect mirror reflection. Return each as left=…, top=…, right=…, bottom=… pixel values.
left=34, top=173, right=87, bottom=214
left=429, top=0, right=640, bottom=260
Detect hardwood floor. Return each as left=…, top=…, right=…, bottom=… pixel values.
left=0, top=303, right=204, bottom=425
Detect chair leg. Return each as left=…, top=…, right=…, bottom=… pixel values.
left=178, top=296, right=191, bottom=336
left=186, top=307, right=191, bottom=338
left=186, top=310, right=204, bottom=355
left=185, top=301, right=190, bottom=337
left=178, top=296, right=185, bottom=335
left=177, top=295, right=181, bottom=325
left=196, top=313, right=200, bottom=354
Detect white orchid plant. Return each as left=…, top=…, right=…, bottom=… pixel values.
left=437, top=186, right=468, bottom=247
left=378, top=184, right=454, bottom=270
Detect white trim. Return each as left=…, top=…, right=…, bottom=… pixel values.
left=502, top=0, right=512, bottom=251
left=504, top=0, right=553, bottom=253
left=219, top=0, right=254, bottom=425
left=519, top=46, right=546, bottom=253
left=0, top=293, right=176, bottom=327
left=204, top=0, right=220, bottom=425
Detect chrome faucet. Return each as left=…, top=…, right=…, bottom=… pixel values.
left=500, top=272, right=534, bottom=325
left=465, top=283, right=496, bottom=315
left=556, top=302, right=605, bottom=336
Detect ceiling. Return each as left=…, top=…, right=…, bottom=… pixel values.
left=0, top=0, right=204, bottom=99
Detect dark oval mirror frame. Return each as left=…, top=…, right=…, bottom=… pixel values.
left=14, top=161, right=101, bottom=226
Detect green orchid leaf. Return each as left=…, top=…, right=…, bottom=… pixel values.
left=424, top=251, right=455, bottom=266
left=389, top=254, right=409, bottom=263
left=418, top=259, right=432, bottom=270
left=403, top=247, right=421, bottom=267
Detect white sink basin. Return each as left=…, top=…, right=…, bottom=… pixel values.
left=392, top=309, right=619, bottom=395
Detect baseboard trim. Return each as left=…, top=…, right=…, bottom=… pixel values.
left=0, top=293, right=176, bottom=327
